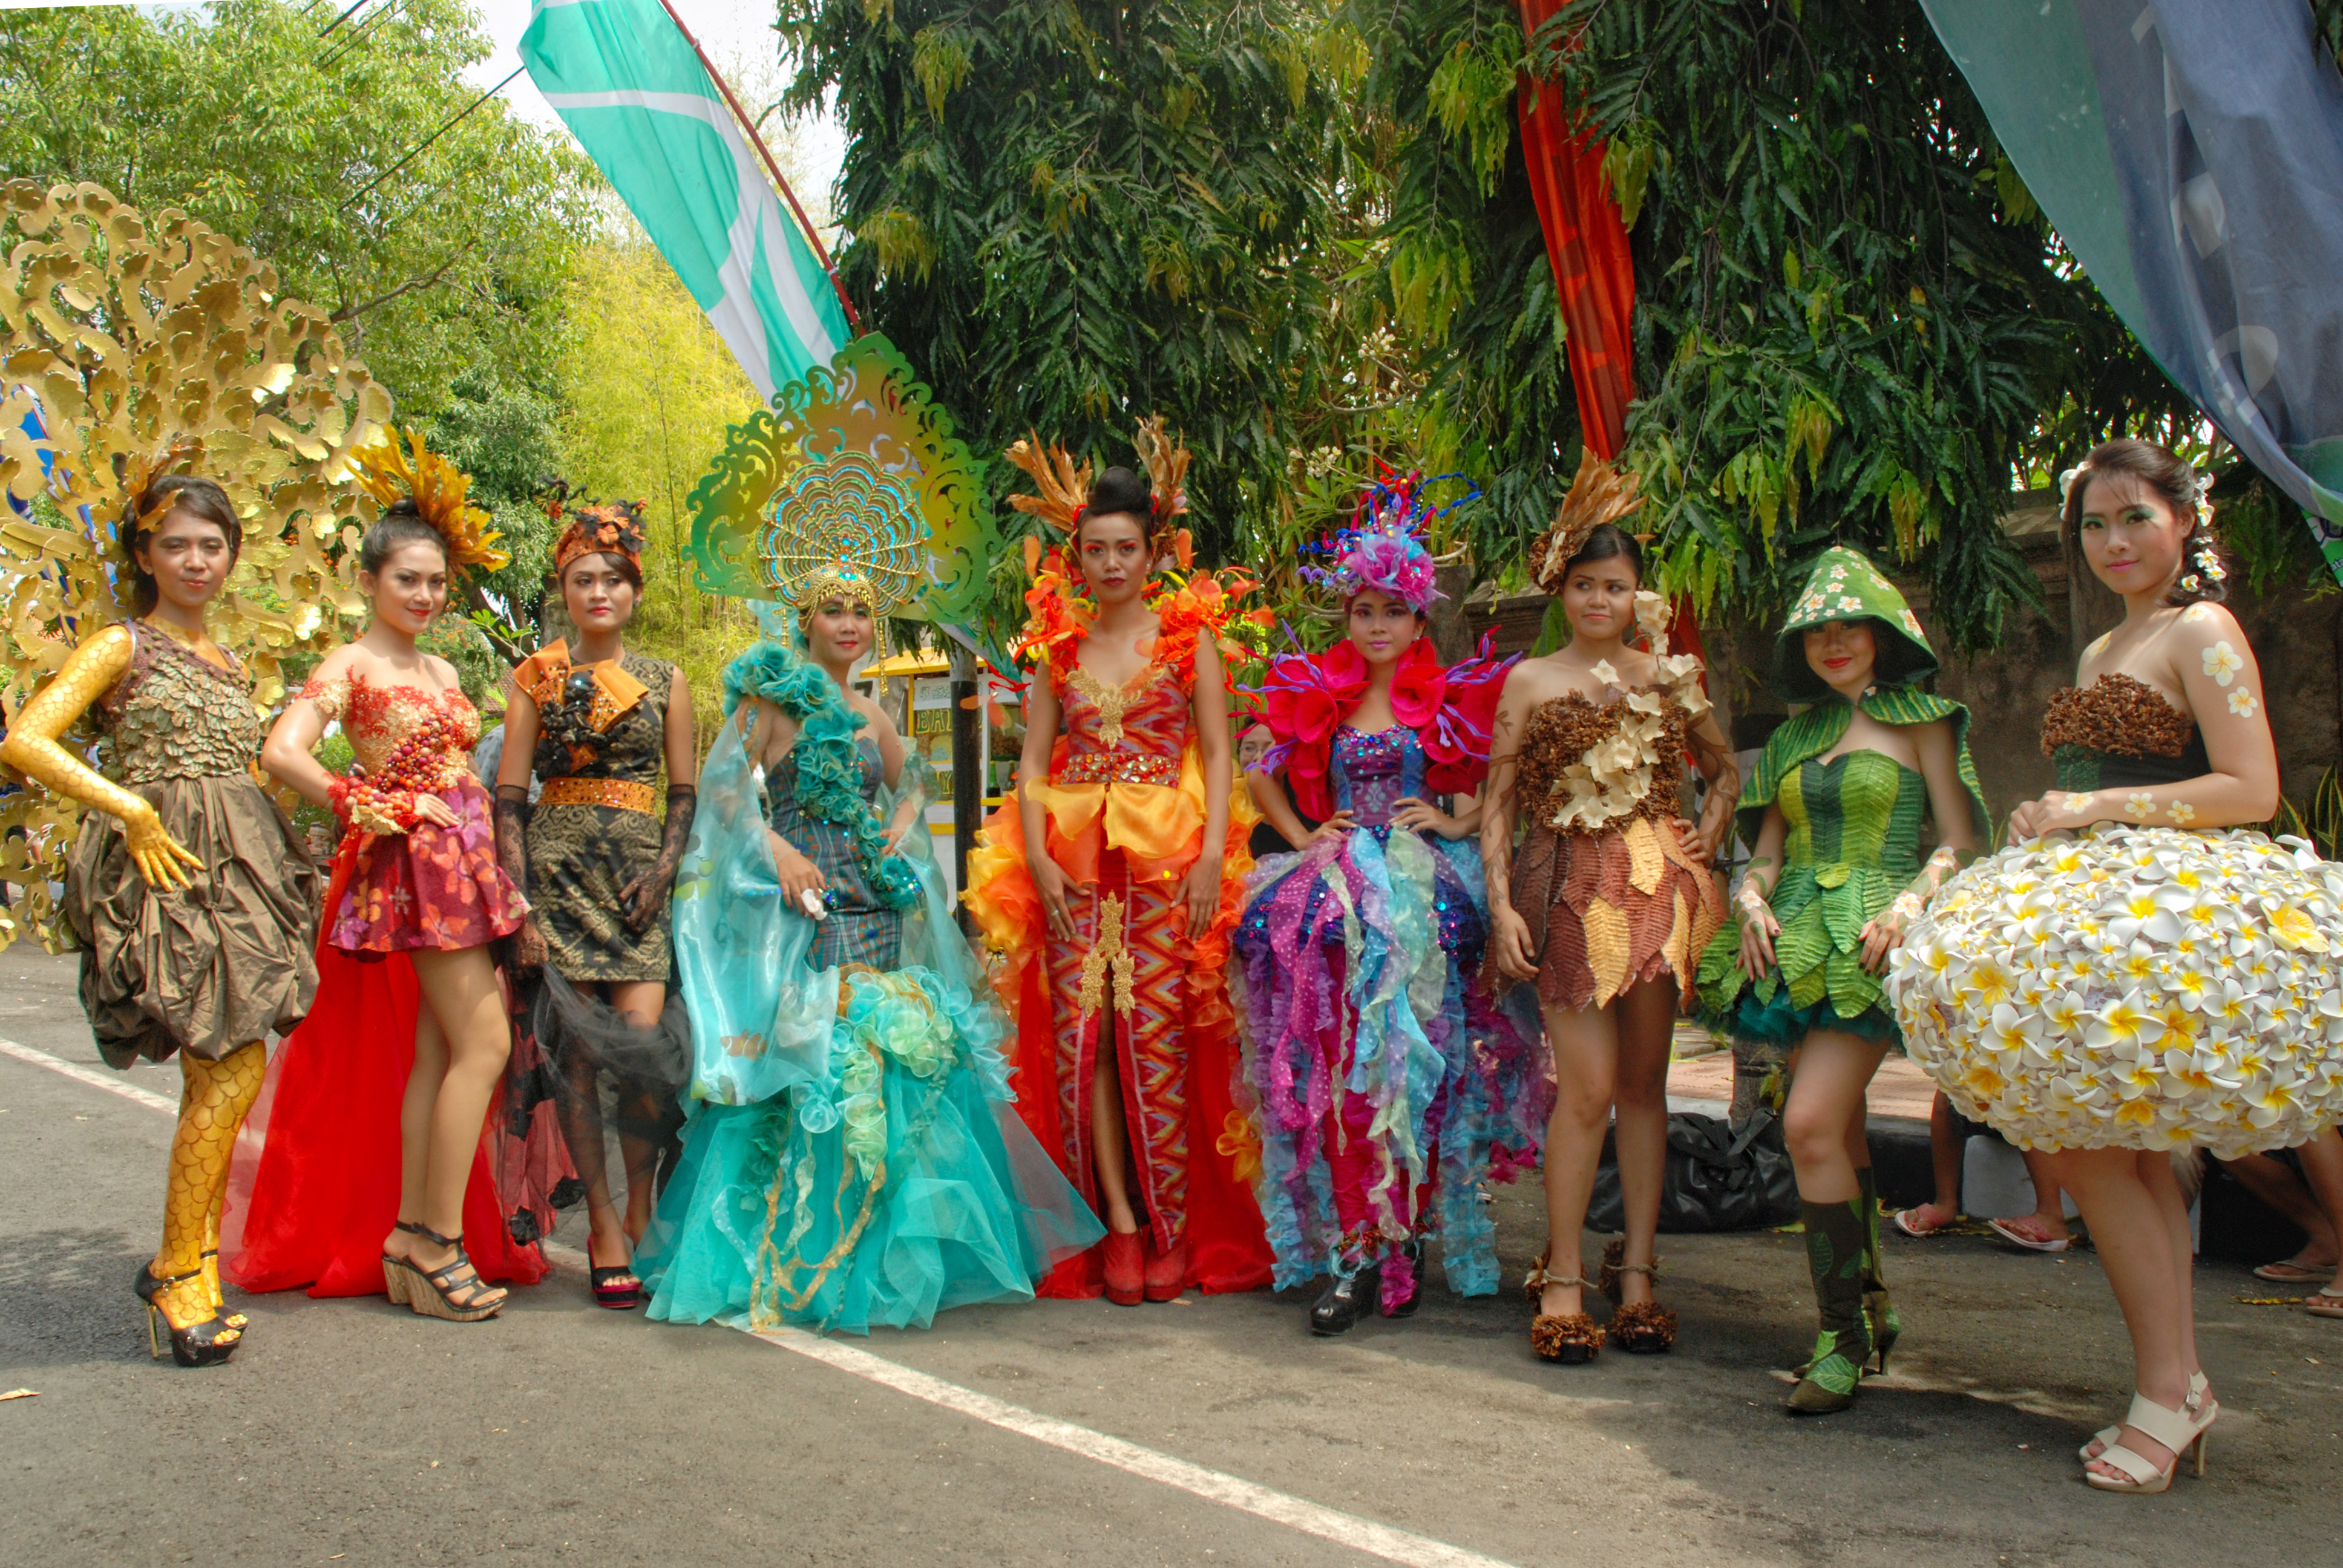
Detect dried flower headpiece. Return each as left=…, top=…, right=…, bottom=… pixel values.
left=1530, top=449, right=1643, bottom=596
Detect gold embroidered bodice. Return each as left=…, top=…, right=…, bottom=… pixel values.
left=1055, top=664, right=1188, bottom=789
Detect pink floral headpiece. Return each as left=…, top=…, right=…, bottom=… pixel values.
left=1302, top=470, right=1472, bottom=614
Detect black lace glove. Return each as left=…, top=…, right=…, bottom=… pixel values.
left=494, top=783, right=546, bottom=972
left=621, top=784, right=695, bottom=935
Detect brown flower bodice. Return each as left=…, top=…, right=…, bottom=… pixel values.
left=1518, top=691, right=1690, bottom=833
left=2041, top=673, right=2209, bottom=792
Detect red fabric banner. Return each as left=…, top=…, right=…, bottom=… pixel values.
left=1513, top=0, right=1703, bottom=667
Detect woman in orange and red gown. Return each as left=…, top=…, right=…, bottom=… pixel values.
left=963, top=450, right=1271, bottom=1304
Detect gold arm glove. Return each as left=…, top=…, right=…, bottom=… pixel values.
left=2, top=627, right=203, bottom=887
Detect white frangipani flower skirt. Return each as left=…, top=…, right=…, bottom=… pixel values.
left=1889, top=825, right=2343, bottom=1160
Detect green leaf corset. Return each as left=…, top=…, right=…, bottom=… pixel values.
left=1697, top=749, right=1927, bottom=1021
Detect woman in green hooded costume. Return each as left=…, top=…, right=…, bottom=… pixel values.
left=1694, top=547, right=1988, bottom=1413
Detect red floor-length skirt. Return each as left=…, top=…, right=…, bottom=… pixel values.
left=223, top=846, right=547, bottom=1297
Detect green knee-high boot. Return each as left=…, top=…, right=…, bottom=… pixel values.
left=1788, top=1197, right=1873, bottom=1414
left=1856, top=1166, right=1899, bottom=1373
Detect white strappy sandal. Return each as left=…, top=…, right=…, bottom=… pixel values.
left=2080, top=1370, right=2210, bottom=1461
left=2083, top=1391, right=2214, bottom=1495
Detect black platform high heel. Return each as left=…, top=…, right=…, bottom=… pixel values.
left=1309, top=1263, right=1375, bottom=1336
left=136, top=1258, right=248, bottom=1333
left=138, top=1266, right=243, bottom=1367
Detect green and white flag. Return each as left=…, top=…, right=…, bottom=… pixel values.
left=519, top=0, right=850, bottom=400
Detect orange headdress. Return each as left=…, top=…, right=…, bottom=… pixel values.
left=551, top=496, right=648, bottom=578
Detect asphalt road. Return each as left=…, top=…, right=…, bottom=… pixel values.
left=4, top=940, right=2340, bottom=1568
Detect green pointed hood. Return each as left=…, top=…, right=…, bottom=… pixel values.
left=1770, top=547, right=1940, bottom=704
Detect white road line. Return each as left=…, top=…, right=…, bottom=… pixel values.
left=744, top=1324, right=1518, bottom=1568
left=0, top=1036, right=177, bottom=1112
left=24, top=1040, right=1518, bottom=1568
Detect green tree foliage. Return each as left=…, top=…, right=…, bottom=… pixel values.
left=0, top=0, right=597, bottom=422
left=770, top=0, right=1341, bottom=587
left=1346, top=1, right=1585, bottom=578
left=555, top=237, right=768, bottom=751
left=1360, top=0, right=2204, bottom=651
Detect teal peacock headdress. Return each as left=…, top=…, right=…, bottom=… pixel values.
left=683, top=333, right=995, bottom=629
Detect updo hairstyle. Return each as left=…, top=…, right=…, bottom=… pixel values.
left=359, top=497, right=450, bottom=577
left=1076, top=465, right=1156, bottom=549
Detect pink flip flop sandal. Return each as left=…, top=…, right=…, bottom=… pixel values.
left=1892, top=1204, right=1958, bottom=1239
left=1988, top=1215, right=2071, bottom=1253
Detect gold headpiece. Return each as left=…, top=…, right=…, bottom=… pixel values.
left=352, top=427, right=508, bottom=578
left=111, top=439, right=206, bottom=556
left=1530, top=449, right=1643, bottom=596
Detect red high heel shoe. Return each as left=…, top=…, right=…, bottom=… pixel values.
left=1142, top=1236, right=1187, bottom=1302
left=1102, top=1231, right=1144, bottom=1306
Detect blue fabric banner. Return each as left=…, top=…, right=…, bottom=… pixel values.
left=1922, top=0, right=2343, bottom=583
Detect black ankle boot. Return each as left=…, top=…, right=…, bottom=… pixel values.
left=1309, top=1264, right=1374, bottom=1336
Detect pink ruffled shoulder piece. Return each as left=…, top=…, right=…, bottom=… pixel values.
left=1254, top=634, right=1516, bottom=820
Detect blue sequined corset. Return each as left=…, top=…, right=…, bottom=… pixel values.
left=767, top=738, right=900, bottom=969
left=1331, top=725, right=1423, bottom=828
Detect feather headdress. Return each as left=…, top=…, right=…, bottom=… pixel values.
left=352, top=427, right=508, bottom=578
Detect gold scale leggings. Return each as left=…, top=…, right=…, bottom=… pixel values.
left=151, top=1042, right=267, bottom=1330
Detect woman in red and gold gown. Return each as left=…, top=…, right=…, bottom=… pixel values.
left=228, top=433, right=540, bottom=1317
left=964, top=437, right=1272, bottom=1304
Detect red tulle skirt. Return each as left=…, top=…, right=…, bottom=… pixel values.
left=223, top=848, right=548, bottom=1298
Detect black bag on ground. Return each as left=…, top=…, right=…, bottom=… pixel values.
left=1587, top=1109, right=1799, bottom=1233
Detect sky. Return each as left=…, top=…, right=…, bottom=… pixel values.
left=468, top=0, right=847, bottom=224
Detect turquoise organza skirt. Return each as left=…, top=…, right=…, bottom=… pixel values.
left=640, top=967, right=1102, bottom=1333
left=638, top=670, right=1100, bottom=1334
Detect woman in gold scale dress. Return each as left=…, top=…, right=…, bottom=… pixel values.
left=1, top=475, right=319, bottom=1366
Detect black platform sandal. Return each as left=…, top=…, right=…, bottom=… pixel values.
left=137, top=1265, right=243, bottom=1367
left=588, top=1236, right=643, bottom=1310
left=137, top=1258, right=249, bottom=1332
left=403, top=1225, right=506, bottom=1322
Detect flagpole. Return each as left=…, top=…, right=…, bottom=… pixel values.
left=649, top=0, right=861, bottom=333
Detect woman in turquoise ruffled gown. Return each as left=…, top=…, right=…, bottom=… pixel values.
left=638, top=589, right=1103, bottom=1334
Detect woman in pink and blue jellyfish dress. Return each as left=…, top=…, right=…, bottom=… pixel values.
left=1236, top=474, right=1544, bottom=1336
